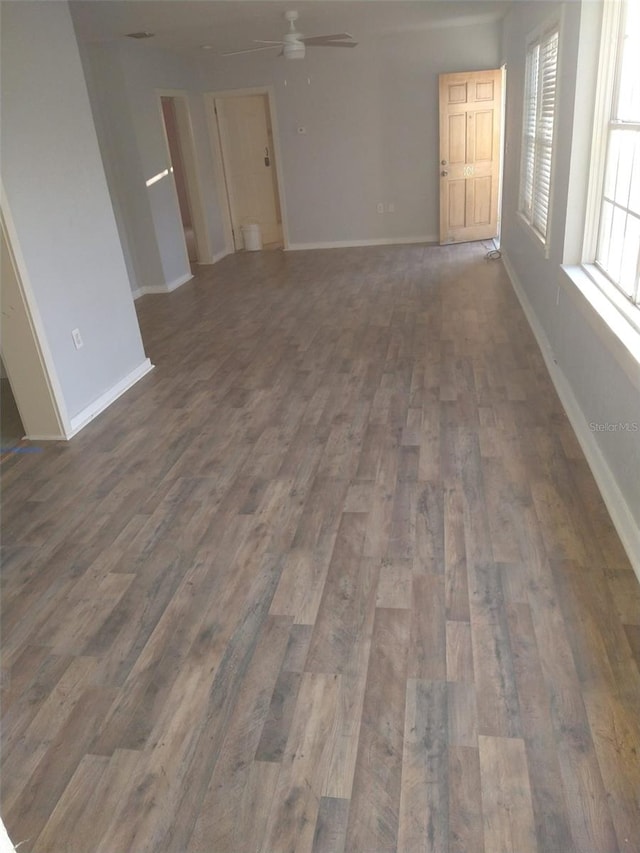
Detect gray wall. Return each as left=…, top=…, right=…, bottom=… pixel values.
left=201, top=20, right=502, bottom=246
left=79, top=40, right=167, bottom=296
left=1, top=1, right=148, bottom=421
left=77, top=37, right=227, bottom=293
left=77, top=16, right=501, bottom=275
left=501, top=1, right=640, bottom=542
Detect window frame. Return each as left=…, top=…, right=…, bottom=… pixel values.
left=583, top=0, right=640, bottom=322
left=518, top=16, right=561, bottom=254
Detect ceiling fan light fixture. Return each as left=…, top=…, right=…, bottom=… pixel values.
left=283, top=41, right=305, bottom=60
left=221, top=10, right=356, bottom=60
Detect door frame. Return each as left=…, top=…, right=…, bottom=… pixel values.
left=495, top=63, right=507, bottom=248
left=1, top=187, right=71, bottom=440
left=156, top=89, right=214, bottom=265
left=205, top=86, right=290, bottom=254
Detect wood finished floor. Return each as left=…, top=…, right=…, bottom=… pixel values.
left=2, top=242, right=639, bottom=852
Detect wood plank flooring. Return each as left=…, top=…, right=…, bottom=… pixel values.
left=2, top=242, right=639, bottom=852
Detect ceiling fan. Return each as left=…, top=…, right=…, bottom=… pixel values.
left=222, top=10, right=358, bottom=60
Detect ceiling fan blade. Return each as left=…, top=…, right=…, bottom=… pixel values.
left=305, top=40, right=358, bottom=48
left=221, top=44, right=281, bottom=56
left=252, top=39, right=286, bottom=45
left=302, top=33, right=354, bottom=44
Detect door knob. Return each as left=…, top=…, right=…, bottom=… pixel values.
left=441, top=160, right=447, bottom=166
left=441, top=170, right=448, bottom=177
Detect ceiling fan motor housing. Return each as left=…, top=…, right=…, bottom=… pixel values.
left=283, top=32, right=305, bottom=59
left=221, top=9, right=356, bottom=59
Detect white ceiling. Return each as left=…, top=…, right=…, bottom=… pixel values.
left=71, top=1, right=513, bottom=53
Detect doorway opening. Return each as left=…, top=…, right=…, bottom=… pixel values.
left=0, top=356, right=25, bottom=451
left=209, top=88, right=287, bottom=253
left=0, top=206, right=69, bottom=441
left=161, top=97, right=197, bottom=262
left=495, top=63, right=507, bottom=249
left=158, top=93, right=213, bottom=266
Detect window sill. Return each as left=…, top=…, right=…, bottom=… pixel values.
left=586, top=264, right=640, bottom=331
left=560, top=263, right=640, bottom=386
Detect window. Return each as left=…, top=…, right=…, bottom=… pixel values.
left=519, top=24, right=560, bottom=243
left=592, top=0, right=640, bottom=306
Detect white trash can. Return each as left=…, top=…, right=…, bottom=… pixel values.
left=241, top=223, right=262, bottom=251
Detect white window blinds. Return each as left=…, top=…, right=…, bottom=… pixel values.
left=519, top=26, right=559, bottom=241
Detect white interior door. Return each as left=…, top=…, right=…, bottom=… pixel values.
left=216, top=95, right=282, bottom=249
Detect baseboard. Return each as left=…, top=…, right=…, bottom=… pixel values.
left=132, top=272, right=193, bottom=300
left=131, top=254, right=232, bottom=299
left=67, top=359, right=154, bottom=438
left=21, top=434, right=65, bottom=442
left=209, top=248, right=232, bottom=264
left=286, top=235, right=439, bottom=251
left=133, top=254, right=230, bottom=295
left=502, top=252, right=640, bottom=580
left=166, top=272, right=193, bottom=292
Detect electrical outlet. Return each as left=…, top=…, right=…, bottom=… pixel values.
left=376, top=202, right=384, bottom=214
left=387, top=203, right=395, bottom=213
left=71, top=328, right=84, bottom=350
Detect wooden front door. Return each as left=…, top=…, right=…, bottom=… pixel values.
left=439, top=69, right=503, bottom=245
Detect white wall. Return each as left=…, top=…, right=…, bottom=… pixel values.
left=201, top=20, right=502, bottom=247
left=501, top=0, right=640, bottom=569
left=77, top=36, right=227, bottom=293
left=1, top=1, right=149, bottom=423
